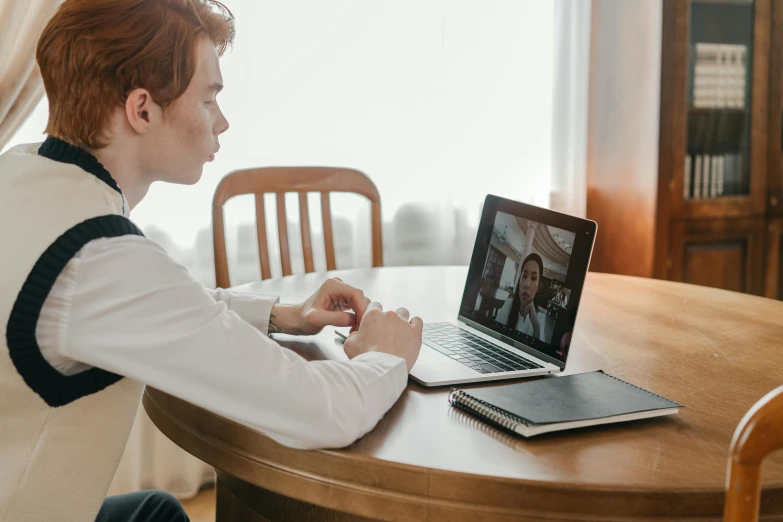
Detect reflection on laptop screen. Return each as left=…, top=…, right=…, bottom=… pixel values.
left=458, top=195, right=596, bottom=365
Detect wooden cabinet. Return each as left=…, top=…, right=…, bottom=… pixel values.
left=670, top=218, right=765, bottom=294
left=764, top=218, right=783, bottom=298
left=586, top=0, right=782, bottom=298
left=766, top=0, right=783, bottom=217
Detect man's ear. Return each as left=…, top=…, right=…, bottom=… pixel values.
left=125, top=88, right=161, bottom=135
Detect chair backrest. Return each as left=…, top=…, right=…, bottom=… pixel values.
left=723, top=385, right=783, bottom=522
left=212, top=166, right=383, bottom=288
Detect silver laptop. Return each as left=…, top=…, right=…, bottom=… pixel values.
left=341, top=194, right=597, bottom=387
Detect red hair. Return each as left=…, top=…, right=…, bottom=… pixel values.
left=36, top=0, right=235, bottom=149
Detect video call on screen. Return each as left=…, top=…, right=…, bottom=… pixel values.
left=459, top=205, right=591, bottom=363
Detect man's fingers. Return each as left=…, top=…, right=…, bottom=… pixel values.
left=329, top=280, right=369, bottom=325
left=395, top=307, right=410, bottom=321
left=311, top=309, right=354, bottom=328
left=348, top=288, right=368, bottom=322
left=366, top=301, right=383, bottom=313
left=342, top=336, right=358, bottom=359
left=410, top=316, right=424, bottom=331
left=329, top=311, right=356, bottom=328
left=348, top=297, right=372, bottom=328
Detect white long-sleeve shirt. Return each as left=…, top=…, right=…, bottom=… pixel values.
left=35, top=234, right=408, bottom=450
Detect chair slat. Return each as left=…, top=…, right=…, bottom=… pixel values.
left=277, top=193, right=292, bottom=276
left=371, top=201, right=383, bottom=267
left=212, top=206, right=230, bottom=288
left=299, top=193, right=315, bottom=273
left=321, top=192, right=336, bottom=271
left=255, top=194, right=272, bottom=280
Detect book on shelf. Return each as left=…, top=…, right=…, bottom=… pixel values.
left=692, top=43, right=746, bottom=109
left=702, top=155, right=712, bottom=198
left=685, top=90, right=747, bottom=199
left=711, top=156, right=719, bottom=198
left=725, top=154, right=734, bottom=194
left=715, top=156, right=724, bottom=197
left=684, top=154, right=738, bottom=200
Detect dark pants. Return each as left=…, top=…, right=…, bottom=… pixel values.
left=95, top=490, right=189, bottom=522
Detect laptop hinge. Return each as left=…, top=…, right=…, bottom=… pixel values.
left=457, top=316, right=566, bottom=369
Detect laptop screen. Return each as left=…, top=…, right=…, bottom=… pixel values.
left=458, top=195, right=596, bottom=367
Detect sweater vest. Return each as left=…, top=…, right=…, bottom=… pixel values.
left=0, top=137, right=146, bottom=521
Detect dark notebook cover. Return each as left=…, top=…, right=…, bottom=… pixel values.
left=463, top=371, right=683, bottom=425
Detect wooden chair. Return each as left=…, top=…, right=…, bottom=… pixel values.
left=724, top=385, right=783, bottom=522
left=212, top=166, right=383, bottom=288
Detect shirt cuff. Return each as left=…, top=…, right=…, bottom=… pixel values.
left=351, top=351, right=409, bottom=385
left=211, top=288, right=280, bottom=335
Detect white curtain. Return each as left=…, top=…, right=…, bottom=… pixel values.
left=106, top=406, right=216, bottom=498
left=0, top=0, right=61, bottom=149
left=550, top=0, right=592, bottom=218
left=4, top=0, right=572, bottom=500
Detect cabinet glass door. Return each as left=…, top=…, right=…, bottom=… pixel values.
left=684, top=0, right=754, bottom=200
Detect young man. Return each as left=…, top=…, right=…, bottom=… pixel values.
left=0, top=1, right=422, bottom=521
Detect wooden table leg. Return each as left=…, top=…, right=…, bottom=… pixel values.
left=215, top=470, right=377, bottom=522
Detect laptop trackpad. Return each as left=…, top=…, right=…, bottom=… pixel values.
left=410, top=346, right=477, bottom=385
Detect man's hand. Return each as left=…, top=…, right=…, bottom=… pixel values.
left=343, top=302, right=423, bottom=372
left=269, top=278, right=370, bottom=336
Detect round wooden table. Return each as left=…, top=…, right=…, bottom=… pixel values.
left=143, top=267, right=783, bottom=521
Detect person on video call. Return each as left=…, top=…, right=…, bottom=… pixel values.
left=496, top=253, right=547, bottom=342
left=0, top=1, right=422, bottom=521
left=551, top=286, right=568, bottom=308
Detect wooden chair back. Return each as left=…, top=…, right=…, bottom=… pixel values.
left=724, top=385, right=783, bottom=522
left=212, top=166, right=383, bottom=288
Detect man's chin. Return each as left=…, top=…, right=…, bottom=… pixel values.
left=188, top=170, right=204, bottom=185
left=183, top=166, right=205, bottom=185
left=162, top=170, right=203, bottom=186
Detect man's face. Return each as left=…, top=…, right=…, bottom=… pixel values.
left=144, top=37, right=229, bottom=185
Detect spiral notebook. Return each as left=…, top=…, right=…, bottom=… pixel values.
left=448, top=371, right=683, bottom=437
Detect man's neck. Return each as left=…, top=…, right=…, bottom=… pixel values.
left=88, top=145, right=150, bottom=211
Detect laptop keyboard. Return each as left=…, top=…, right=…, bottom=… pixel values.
left=422, top=322, right=543, bottom=374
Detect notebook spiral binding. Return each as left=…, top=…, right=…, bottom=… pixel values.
left=448, top=389, right=529, bottom=433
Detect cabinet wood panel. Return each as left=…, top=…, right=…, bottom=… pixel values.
left=764, top=218, right=783, bottom=299
left=670, top=218, right=764, bottom=294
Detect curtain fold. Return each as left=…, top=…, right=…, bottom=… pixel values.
left=0, top=0, right=60, bottom=149
left=550, top=0, right=592, bottom=218
left=108, top=407, right=215, bottom=499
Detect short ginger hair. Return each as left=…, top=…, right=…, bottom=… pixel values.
left=36, top=0, right=235, bottom=149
